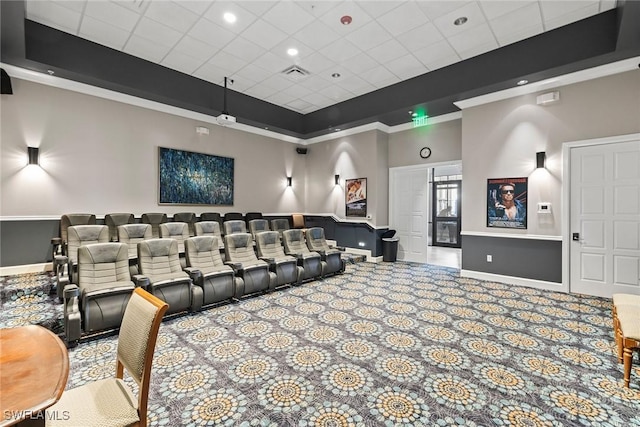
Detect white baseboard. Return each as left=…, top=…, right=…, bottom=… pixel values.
left=0, top=262, right=52, bottom=276
left=460, top=269, right=568, bottom=293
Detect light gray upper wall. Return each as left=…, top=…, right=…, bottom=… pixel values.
left=462, top=70, right=640, bottom=236
left=388, top=119, right=462, bottom=168
left=0, top=78, right=305, bottom=217
left=375, top=130, right=389, bottom=225
left=304, top=130, right=387, bottom=224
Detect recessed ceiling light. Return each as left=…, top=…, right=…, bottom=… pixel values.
left=331, top=73, right=341, bottom=78
left=287, top=48, right=299, bottom=56
left=223, top=12, right=236, bottom=24
left=334, top=128, right=341, bottom=131
left=517, top=79, right=529, bottom=86
left=454, top=16, right=468, bottom=26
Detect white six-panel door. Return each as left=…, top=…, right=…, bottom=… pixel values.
left=570, top=139, right=640, bottom=297
left=390, top=168, right=428, bottom=263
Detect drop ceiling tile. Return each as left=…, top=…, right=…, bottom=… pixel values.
left=52, top=0, right=85, bottom=14
left=358, top=66, right=397, bottom=86
left=543, top=3, right=600, bottom=30
left=479, top=0, right=537, bottom=21
left=269, top=37, right=314, bottom=62
left=354, top=1, right=400, bottom=18
left=111, top=0, right=150, bottom=15
left=79, top=15, right=130, bottom=50
left=376, top=2, right=430, bottom=37
left=323, top=85, right=355, bottom=101
left=345, top=21, right=393, bottom=52
left=495, top=24, right=543, bottom=47
left=234, top=63, right=271, bottom=83
left=84, top=1, right=140, bottom=32
left=337, top=74, right=375, bottom=93
left=457, top=39, right=499, bottom=59
left=241, top=19, right=289, bottom=50
left=286, top=99, right=314, bottom=112
left=244, top=83, right=280, bottom=100
left=303, top=91, right=334, bottom=106
left=282, top=84, right=314, bottom=99
left=262, top=74, right=296, bottom=91
left=144, top=1, right=199, bottom=33
left=253, top=51, right=290, bottom=73
left=176, top=1, right=212, bottom=15
left=237, top=1, right=278, bottom=16
left=599, top=0, right=617, bottom=12
left=26, top=0, right=82, bottom=34
left=295, top=1, right=340, bottom=19
left=124, top=34, right=171, bottom=63
left=416, top=1, right=470, bottom=21
left=318, top=1, right=373, bottom=35
left=367, top=39, right=409, bottom=63
left=223, top=36, right=266, bottom=63
left=413, top=39, right=460, bottom=69
left=293, top=20, right=342, bottom=51
left=161, top=50, right=205, bottom=75
left=297, top=51, right=336, bottom=75
left=173, top=36, right=220, bottom=61
left=134, top=17, right=183, bottom=48
left=384, top=54, right=426, bottom=79
left=261, top=2, right=316, bottom=36
left=298, top=75, right=335, bottom=92
left=540, top=1, right=598, bottom=21
left=394, top=22, right=444, bottom=53
left=203, top=1, right=258, bottom=34
left=188, top=18, right=236, bottom=49
left=266, top=91, right=297, bottom=106
left=433, top=2, right=486, bottom=37
left=447, top=23, right=497, bottom=56
left=192, top=62, right=228, bottom=85
left=208, top=50, right=249, bottom=75
left=490, top=3, right=543, bottom=46
left=319, top=39, right=361, bottom=63
left=342, top=52, right=379, bottom=74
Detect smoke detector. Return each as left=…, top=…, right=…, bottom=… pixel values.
left=281, top=65, right=310, bottom=81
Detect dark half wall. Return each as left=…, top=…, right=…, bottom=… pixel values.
left=461, top=234, right=562, bottom=283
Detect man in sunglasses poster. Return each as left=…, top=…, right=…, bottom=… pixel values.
left=487, top=178, right=527, bottom=229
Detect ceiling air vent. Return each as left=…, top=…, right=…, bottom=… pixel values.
left=282, top=65, right=310, bottom=81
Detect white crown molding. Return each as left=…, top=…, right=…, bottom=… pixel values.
left=461, top=231, right=562, bottom=241
left=454, top=56, right=640, bottom=110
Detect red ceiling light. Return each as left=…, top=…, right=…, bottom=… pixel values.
left=340, top=15, right=352, bottom=25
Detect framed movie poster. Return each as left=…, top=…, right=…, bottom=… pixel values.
left=159, top=147, right=234, bottom=205
left=346, top=178, right=367, bottom=217
left=487, top=177, right=527, bottom=229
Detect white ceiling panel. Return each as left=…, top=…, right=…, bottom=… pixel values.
left=79, top=15, right=130, bottom=50
left=84, top=1, right=140, bottom=32
left=24, top=0, right=617, bottom=114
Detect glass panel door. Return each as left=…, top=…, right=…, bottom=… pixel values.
left=432, top=180, right=461, bottom=248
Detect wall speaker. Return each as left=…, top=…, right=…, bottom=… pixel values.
left=296, top=147, right=308, bottom=155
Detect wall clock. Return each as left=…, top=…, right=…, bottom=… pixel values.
left=420, top=147, right=432, bottom=159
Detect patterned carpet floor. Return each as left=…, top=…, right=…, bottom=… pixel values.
left=2, top=261, right=640, bottom=426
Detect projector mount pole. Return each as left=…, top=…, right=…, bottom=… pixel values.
left=222, top=76, right=233, bottom=115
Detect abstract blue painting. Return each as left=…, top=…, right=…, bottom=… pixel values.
left=159, top=147, right=234, bottom=205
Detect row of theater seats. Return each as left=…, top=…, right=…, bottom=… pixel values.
left=53, top=216, right=345, bottom=346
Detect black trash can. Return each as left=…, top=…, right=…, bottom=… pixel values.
left=381, top=230, right=399, bottom=262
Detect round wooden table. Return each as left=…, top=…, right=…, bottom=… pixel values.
left=0, top=325, right=69, bottom=426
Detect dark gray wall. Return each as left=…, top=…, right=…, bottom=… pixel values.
left=461, top=235, right=562, bottom=283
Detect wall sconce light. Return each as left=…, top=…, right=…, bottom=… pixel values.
left=334, top=174, right=340, bottom=185
left=28, top=146, right=39, bottom=165
left=287, top=176, right=292, bottom=186
left=536, top=151, right=546, bottom=169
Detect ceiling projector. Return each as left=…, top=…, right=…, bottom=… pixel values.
left=216, top=114, right=236, bottom=126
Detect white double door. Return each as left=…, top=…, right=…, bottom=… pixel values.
left=570, top=137, right=640, bottom=297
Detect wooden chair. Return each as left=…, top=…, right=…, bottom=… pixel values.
left=46, top=288, right=168, bottom=426
left=612, top=294, right=640, bottom=388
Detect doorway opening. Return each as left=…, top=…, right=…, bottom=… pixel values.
left=431, top=166, right=461, bottom=249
